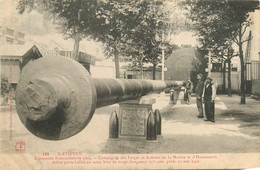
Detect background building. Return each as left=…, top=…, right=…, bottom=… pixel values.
left=1, top=44, right=42, bottom=86
left=0, top=0, right=26, bottom=45
left=164, top=48, right=202, bottom=82
left=27, top=39, right=96, bottom=72
left=0, top=0, right=100, bottom=75
left=0, top=26, right=25, bottom=45
left=245, top=10, right=260, bottom=96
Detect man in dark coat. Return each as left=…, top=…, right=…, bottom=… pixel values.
left=195, top=73, right=204, bottom=118
left=203, top=77, right=217, bottom=123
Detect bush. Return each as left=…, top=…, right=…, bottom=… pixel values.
left=1, top=74, right=11, bottom=104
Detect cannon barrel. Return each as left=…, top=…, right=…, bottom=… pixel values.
left=94, top=78, right=181, bottom=108
left=15, top=56, right=183, bottom=140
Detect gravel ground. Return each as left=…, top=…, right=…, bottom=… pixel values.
left=153, top=94, right=260, bottom=153
left=1, top=94, right=259, bottom=154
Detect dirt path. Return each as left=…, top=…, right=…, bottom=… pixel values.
left=155, top=95, right=260, bottom=153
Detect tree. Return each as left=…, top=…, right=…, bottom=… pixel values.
left=18, top=0, right=133, bottom=78
left=227, top=47, right=236, bottom=96
left=17, top=0, right=104, bottom=61
left=17, top=0, right=185, bottom=80
left=184, top=0, right=259, bottom=104
left=225, top=1, right=259, bottom=104
left=97, top=0, right=164, bottom=79
left=17, top=0, right=156, bottom=78
left=114, top=0, right=182, bottom=80
left=184, top=0, right=235, bottom=94
left=124, top=0, right=164, bottom=79
left=97, top=0, right=133, bottom=78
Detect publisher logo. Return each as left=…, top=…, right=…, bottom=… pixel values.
left=15, top=141, right=26, bottom=152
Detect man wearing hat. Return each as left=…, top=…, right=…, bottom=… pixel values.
left=203, top=76, right=217, bottom=122
left=195, top=73, right=204, bottom=118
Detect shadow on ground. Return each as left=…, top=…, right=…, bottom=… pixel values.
left=219, top=110, right=260, bottom=123
left=218, top=109, right=260, bottom=137
left=154, top=134, right=260, bottom=153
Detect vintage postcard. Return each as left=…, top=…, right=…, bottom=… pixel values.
left=1, top=0, right=260, bottom=169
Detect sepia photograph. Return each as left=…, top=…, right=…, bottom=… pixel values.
left=0, top=0, right=260, bottom=169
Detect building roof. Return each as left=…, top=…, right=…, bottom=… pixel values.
left=27, top=37, right=94, bottom=54
left=1, top=43, right=36, bottom=56
left=0, top=44, right=42, bottom=60
left=25, top=38, right=97, bottom=62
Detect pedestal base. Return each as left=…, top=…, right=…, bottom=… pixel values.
left=104, top=95, right=164, bottom=153
left=103, top=137, right=162, bottom=153
left=118, top=96, right=155, bottom=139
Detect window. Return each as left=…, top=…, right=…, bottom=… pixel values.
left=17, top=32, right=25, bottom=39
left=6, top=28, right=14, bottom=36
left=231, top=64, right=237, bottom=71
left=18, top=40, right=25, bottom=45
left=211, top=63, right=222, bottom=72
left=6, top=37, right=14, bottom=44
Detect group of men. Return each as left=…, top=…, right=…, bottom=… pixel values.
left=194, top=73, right=217, bottom=123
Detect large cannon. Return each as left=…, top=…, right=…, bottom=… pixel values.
left=15, top=56, right=183, bottom=140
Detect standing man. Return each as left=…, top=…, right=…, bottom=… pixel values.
left=185, top=77, right=193, bottom=104
left=195, top=73, right=204, bottom=118
left=203, top=77, right=217, bottom=123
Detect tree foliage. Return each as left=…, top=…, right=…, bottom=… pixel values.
left=1, top=74, right=10, bottom=97
left=104, top=0, right=181, bottom=79
left=17, top=0, right=183, bottom=79
left=1, top=74, right=11, bottom=105
left=18, top=0, right=103, bottom=40
left=18, top=0, right=106, bottom=61
left=183, top=0, right=259, bottom=103
left=184, top=1, right=231, bottom=57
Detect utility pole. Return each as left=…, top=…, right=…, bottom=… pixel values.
left=208, top=51, right=212, bottom=77
left=161, top=30, right=165, bottom=81
left=155, top=19, right=171, bottom=81
left=72, top=9, right=82, bottom=61
left=244, top=31, right=252, bottom=94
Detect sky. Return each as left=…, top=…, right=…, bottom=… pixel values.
left=171, top=32, right=198, bottom=47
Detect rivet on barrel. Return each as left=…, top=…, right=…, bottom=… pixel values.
left=109, top=111, right=119, bottom=138
left=154, top=109, right=161, bottom=135
left=146, top=110, right=157, bottom=140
